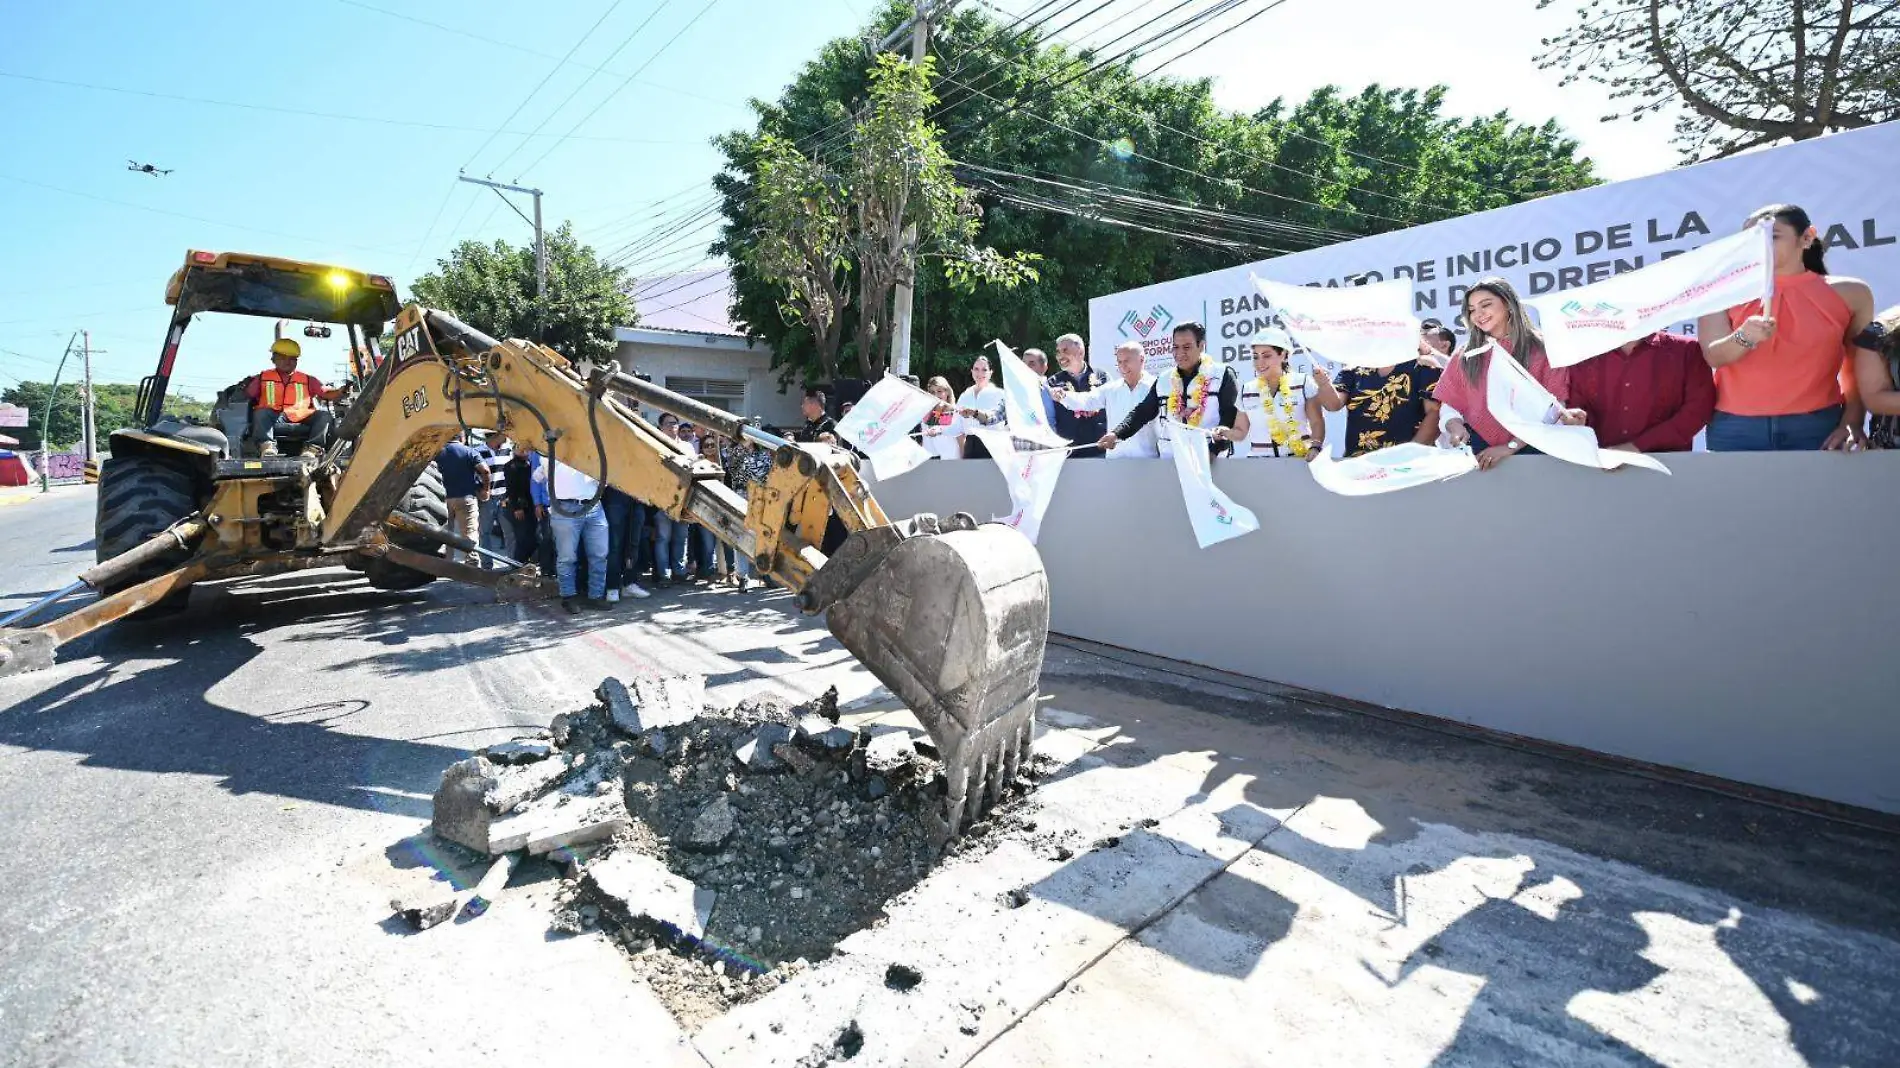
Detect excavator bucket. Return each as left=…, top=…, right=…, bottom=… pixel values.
left=824, top=524, right=1050, bottom=834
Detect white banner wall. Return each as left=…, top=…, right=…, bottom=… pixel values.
left=1088, top=123, right=1900, bottom=372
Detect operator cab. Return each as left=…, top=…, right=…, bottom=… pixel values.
left=120, top=250, right=401, bottom=467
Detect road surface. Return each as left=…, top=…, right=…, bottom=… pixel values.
left=2, top=486, right=1897, bottom=1067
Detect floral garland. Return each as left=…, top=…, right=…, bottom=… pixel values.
left=1168, top=359, right=1219, bottom=426
left=1255, top=374, right=1309, bottom=458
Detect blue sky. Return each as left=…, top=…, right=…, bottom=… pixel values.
left=0, top=0, right=1677, bottom=399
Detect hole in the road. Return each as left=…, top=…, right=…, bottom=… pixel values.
left=434, top=683, right=1046, bottom=1034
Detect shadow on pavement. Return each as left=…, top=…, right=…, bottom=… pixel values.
left=0, top=586, right=478, bottom=821
left=1016, top=653, right=1900, bottom=1068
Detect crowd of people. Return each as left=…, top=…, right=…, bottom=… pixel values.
left=434, top=416, right=783, bottom=614
left=906, top=203, right=1899, bottom=467
left=421, top=202, right=1896, bottom=610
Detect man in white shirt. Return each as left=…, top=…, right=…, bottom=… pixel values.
left=532, top=457, right=611, bottom=613
left=1055, top=341, right=1159, bottom=458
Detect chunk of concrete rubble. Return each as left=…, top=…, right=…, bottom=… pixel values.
left=481, top=739, right=553, bottom=765
left=599, top=674, right=705, bottom=737
left=772, top=742, right=816, bottom=774
left=795, top=715, right=855, bottom=751
left=526, top=808, right=629, bottom=856
left=583, top=851, right=716, bottom=943
left=733, top=723, right=797, bottom=771
left=863, top=726, right=918, bottom=774
left=681, top=794, right=736, bottom=852
left=800, top=685, right=840, bottom=723
left=432, top=754, right=573, bottom=854
left=390, top=888, right=459, bottom=931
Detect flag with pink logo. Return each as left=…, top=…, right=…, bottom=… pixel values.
left=969, top=428, right=1067, bottom=544
left=1166, top=423, right=1259, bottom=548
left=836, top=374, right=938, bottom=480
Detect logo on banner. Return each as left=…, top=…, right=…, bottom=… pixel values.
left=1118, top=305, right=1174, bottom=339
left=1209, top=499, right=1234, bottom=525
left=1560, top=299, right=1623, bottom=319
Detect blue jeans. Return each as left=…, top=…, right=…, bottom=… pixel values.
left=549, top=501, right=609, bottom=599
left=694, top=525, right=718, bottom=577
left=1706, top=405, right=1843, bottom=452
left=603, top=489, right=633, bottom=590
left=627, top=500, right=653, bottom=581
left=653, top=513, right=689, bottom=579
left=477, top=497, right=510, bottom=568
left=720, top=541, right=751, bottom=578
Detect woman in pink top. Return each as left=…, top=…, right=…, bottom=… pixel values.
left=1436, top=278, right=1581, bottom=470
left=1697, top=204, right=1874, bottom=452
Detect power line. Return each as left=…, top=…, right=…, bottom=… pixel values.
left=484, top=1, right=676, bottom=180
left=326, top=0, right=745, bottom=113
left=514, top=0, right=726, bottom=179
left=459, top=0, right=632, bottom=172
left=0, top=70, right=703, bottom=145
left=934, top=71, right=1412, bottom=228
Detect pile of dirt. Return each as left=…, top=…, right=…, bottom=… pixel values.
left=439, top=678, right=1045, bottom=1028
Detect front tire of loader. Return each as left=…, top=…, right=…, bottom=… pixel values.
left=94, top=455, right=203, bottom=612
left=357, top=463, right=450, bottom=591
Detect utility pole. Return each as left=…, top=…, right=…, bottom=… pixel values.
left=80, top=330, right=95, bottom=464
left=38, top=333, right=76, bottom=493
left=889, top=0, right=951, bottom=378
left=458, top=175, right=546, bottom=340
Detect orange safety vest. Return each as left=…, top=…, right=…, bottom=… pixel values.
left=258, top=369, right=320, bottom=422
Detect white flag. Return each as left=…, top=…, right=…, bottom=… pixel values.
left=970, top=428, right=1067, bottom=544
left=1527, top=220, right=1775, bottom=368
left=991, top=340, right=1068, bottom=448
left=836, top=375, right=939, bottom=481
left=1250, top=275, right=1419, bottom=369
left=1308, top=442, right=1478, bottom=496
left=1167, top=423, right=1259, bottom=548
left=1484, top=349, right=1670, bottom=474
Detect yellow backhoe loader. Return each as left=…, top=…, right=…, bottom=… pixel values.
left=0, top=251, right=1048, bottom=832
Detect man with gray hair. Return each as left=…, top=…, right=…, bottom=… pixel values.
left=1054, top=340, right=1157, bottom=459
left=1047, top=332, right=1109, bottom=458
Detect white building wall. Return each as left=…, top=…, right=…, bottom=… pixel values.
left=611, top=328, right=804, bottom=430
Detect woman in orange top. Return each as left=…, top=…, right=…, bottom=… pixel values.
left=1698, top=204, right=1874, bottom=451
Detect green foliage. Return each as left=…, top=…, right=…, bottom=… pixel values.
left=410, top=223, right=634, bottom=364
left=1, top=381, right=212, bottom=451
left=744, top=131, right=853, bottom=380
left=714, top=2, right=1600, bottom=387
left=1536, top=0, right=1900, bottom=159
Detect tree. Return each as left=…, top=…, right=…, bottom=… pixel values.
left=1537, top=0, right=1900, bottom=159
left=410, top=223, right=633, bottom=364
left=714, top=2, right=1600, bottom=387
left=846, top=54, right=1039, bottom=378
left=743, top=132, right=853, bottom=381
left=2, top=381, right=210, bottom=451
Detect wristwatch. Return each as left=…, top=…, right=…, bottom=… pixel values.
left=1507, top=440, right=1523, bottom=451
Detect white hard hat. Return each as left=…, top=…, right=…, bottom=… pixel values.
left=1250, top=327, right=1294, bottom=353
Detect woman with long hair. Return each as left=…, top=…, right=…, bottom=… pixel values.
left=956, top=355, right=1006, bottom=460
left=1698, top=204, right=1874, bottom=451
left=1855, top=309, right=1899, bottom=450
left=1433, top=278, right=1579, bottom=470
left=919, top=375, right=965, bottom=460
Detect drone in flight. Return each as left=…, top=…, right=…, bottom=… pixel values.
left=126, top=160, right=173, bottom=177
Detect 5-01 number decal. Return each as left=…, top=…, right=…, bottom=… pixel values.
left=400, top=388, right=430, bottom=418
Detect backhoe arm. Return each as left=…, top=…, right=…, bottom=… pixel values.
left=325, top=308, right=1050, bottom=832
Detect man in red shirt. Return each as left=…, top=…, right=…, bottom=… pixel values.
left=1565, top=332, right=1716, bottom=453
left=245, top=338, right=345, bottom=457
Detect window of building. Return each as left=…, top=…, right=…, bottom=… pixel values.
left=664, top=376, right=747, bottom=413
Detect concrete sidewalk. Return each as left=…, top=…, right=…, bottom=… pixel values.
left=696, top=642, right=1900, bottom=1067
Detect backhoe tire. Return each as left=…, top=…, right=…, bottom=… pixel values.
left=94, top=455, right=203, bottom=610
left=359, top=463, right=449, bottom=591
